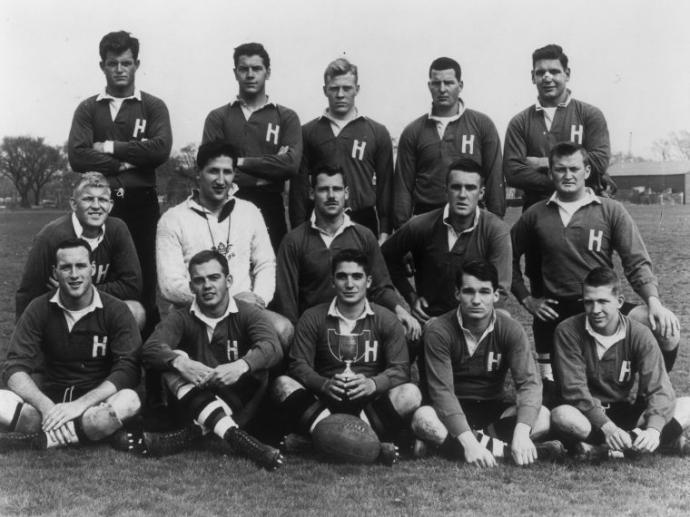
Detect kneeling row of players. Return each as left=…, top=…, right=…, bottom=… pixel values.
left=0, top=244, right=688, bottom=471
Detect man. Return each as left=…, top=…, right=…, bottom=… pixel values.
left=202, top=42, right=302, bottom=250
left=289, top=58, right=394, bottom=241
left=140, top=250, right=284, bottom=469
left=272, top=249, right=421, bottom=456
left=68, top=31, right=172, bottom=336
left=504, top=44, right=613, bottom=210
left=156, top=141, right=292, bottom=349
left=393, top=56, right=504, bottom=229
left=411, top=260, right=563, bottom=467
left=551, top=267, right=690, bottom=459
left=382, top=158, right=511, bottom=325
left=512, top=142, right=680, bottom=405
left=15, top=172, right=143, bottom=328
left=275, top=165, right=419, bottom=339
left=0, top=239, right=141, bottom=450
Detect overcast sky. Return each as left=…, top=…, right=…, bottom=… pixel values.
left=3, top=0, right=689, bottom=158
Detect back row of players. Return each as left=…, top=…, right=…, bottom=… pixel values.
left=0, top=32, right=685, bottom=470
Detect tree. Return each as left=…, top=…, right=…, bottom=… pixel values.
left=652, top=130, right=690, bottom=161
left=156, top=143, right=198, bottom=206
left=0, top=136, right=67, bottom=208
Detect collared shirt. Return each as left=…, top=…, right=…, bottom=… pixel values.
left=96, top=88, right=143, bottom=153
left=50, top=286, right=103, bottom=332
left=322, top=108, right=362, bottom=137
left=97, top=88, right=142, bottom=123
left=310, top=211, right=354, bottom=248
left=456, top=307, right=496, bottom=356
left=535, top=91, right=572, bottom=131
left=585, top=313, right=627, bottom=359
left=428, top=99, right=466, bottom=139
left=327, top=297, right=375, bottom=334
left=71, top=212, right=105, bottom=250
left=190, top=296, right=239, bottom=341
left=442, top=205, right=480, bottom=250
left=233, top=95, right=273, bottom=120
left=547, top=188, right=599, bottom=226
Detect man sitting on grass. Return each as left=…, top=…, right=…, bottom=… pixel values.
left=0, top=239, right=141, bottom=450
left=411, top=259, right=565, bottom=467
left=139, top=250, right=284, bottom=470
left=272, top=249, right=421, bottom=463
left=551, top=267, right=690, bottom=460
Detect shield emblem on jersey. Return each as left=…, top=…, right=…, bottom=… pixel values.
left=327, top=329, right=374, bottom=364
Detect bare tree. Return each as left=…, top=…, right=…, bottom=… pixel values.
left=0, top=136, right=67, bottom=208
left=156, top=143, right=199, bottom=206
left=652, top=131, right=690, bottom=161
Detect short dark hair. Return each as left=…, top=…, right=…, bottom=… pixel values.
left=196, top=141, right=237, bottom=170
left=583, top=267, right=621, bottom=296
left=446, top=157, right=484, bottom=185
left=548, top=141, right=591, bottom=169
left=331, top=248, right=370, bottom=276
left=55, top=238, right=93, bottom=265
left=310, top=164, right=347, bottom=188
left=234, top=42, right=270, bottom=69
left=532, top=44, right=568, bottom=70
left=324, top=58, right=358, bottom=84
left=455, top=259, right=499, bottom=291
left=429, top=57, right=461, bottom=81
left=188, top=249, right=229, bottom=277
left=99, top=31, right=139, bottom=61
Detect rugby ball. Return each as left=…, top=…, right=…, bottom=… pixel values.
left=312, top=413, right=381, bottom=464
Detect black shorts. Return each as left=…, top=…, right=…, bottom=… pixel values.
left=460, top=399, right=513, bottom=431
left=601, top=399, right=647, bottom=431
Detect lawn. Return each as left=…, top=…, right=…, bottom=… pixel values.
left=1, top=205, right=689, bottom=516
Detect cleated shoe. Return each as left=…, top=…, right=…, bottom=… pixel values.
left=142, top=425, right=203, bottom=458
left=0, top=431, right=46, bottom=452
left=535, top=439, right=567, bottom=462
left=226, top=427, right=284, bottom=471
left=378, top=442, right=399, bottom=466
left=279, top=433, right=312, bottom=455
left=659, top=434, right=690, bottom=456
left=573, top=442, right=612, bottom=463
left=110, top=428, right=146, bottom=454
left=412, top=439, right=428, bottom=459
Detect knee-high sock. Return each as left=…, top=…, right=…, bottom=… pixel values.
left=278, top=389, right=329, bottom=435
left=179, top=387, right=237, bottom=439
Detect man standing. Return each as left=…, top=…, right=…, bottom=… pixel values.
left=275, top=165, right=419, bottom=339
left=504, top=44, right=612, bottom=210
left=68, top=31, right=172, bottom=335
left=0, top=239, right=141, bottom=450
left=290, top=58, right=394, bottom=241
left=202, top=42, right=302, bottom=250
left=551, top=267, right=690, bottom=459
left=512, top=142, right=680, bottom=405
left=411, top=260, right=562, bottom=467
left=272, top=249, right=421, bottom=454
left=15, top=172, right=143, bottom=328
left=141, top=250, right=284, bottom=469
left=382, top=158, right=511, bottom=325
left=393, top=56, right=504, bottom=229
left=156, top=141, right=292, bottom=349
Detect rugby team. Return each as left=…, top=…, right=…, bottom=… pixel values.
left=0, top=32, right=686, bottom=471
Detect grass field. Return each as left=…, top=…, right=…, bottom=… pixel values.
left=1, top=205, right=689, bottom=516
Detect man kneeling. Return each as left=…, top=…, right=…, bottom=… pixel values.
left=551, top=267, right=690, bottom=459
left=273, top=249, right=421, bottom=462
left=412, top=259, right=564, bottom=466
left=141, top=250, right=284, bottom=470
left=0, top=239, right=141, bottom=449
